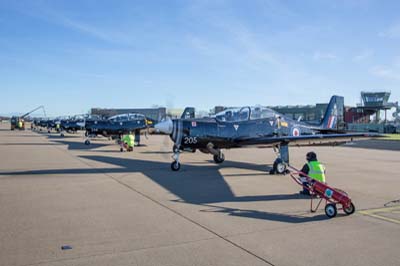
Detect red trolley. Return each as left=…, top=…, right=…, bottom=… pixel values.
left=288, top=166, right=356, bottom=218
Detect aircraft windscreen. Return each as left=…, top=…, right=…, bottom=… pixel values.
left=250, top=106, right=276, bottom=120
left=108, top=114, right=128, bottom=122
left=215, top=107, right=250, bottom=122
left=128, top=113, right=145, bottom=120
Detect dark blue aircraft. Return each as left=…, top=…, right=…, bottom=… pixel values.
left=155, top=96, right=379, bottom=172
left=84, top=113, right=154, bottom=145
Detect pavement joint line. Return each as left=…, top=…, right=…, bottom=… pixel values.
left=87, top=162, right=276, bottom=266
left=48, top=140, right=276, bottom=266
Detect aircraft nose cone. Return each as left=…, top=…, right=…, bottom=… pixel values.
left=155, top=119, right=173, bottom=134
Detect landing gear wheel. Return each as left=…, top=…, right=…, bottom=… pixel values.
left=84, top=140, right=90, bottom=145
left=213, top=153, right=225, bottom=164
left=325, top=204, right=337, bottom=218
left=273, top=158, right=287, bottom=174
left=171, top=161, right=181, bottom=171
left=343, top=202, right=355, bottom=215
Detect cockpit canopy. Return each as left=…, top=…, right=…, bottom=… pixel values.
left=108, top=113, right=145, bottom=122
left=215, top=106, right=277, bottom=122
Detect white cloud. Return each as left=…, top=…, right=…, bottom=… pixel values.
left=313, top=51, right=337, bottom=61
left=379, top=23, right=400, bottom=38
left=353, top=49, right=374, bottom=62
left=13, top=2, right=129, bottom=44
left=370, top=65, right=400, bottom=80
left=59, top=17, right=117, bottom=43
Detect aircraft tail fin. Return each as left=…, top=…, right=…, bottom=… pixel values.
left=320, top=95, right=344, bottom=130
left=181, top=107, right=195, bottom=119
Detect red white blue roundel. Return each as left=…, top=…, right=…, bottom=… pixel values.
left=292, top=127, right=300, bottom=136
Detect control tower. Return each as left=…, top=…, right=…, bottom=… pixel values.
left=359, top=91, right=395, bottom=122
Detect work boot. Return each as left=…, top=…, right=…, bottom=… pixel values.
left=299, top=190, right=310, bottom=195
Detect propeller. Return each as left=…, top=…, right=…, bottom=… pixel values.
left=155, top=117, right=175, bottom=159
left=155, top=97, right=184, bottom=160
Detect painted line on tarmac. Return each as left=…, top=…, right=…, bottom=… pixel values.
left=359, top=206, right=400, bottom=225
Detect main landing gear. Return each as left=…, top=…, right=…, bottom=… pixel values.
left=213, top=152, right=225, bottom=164
left=269, top=143, right=289, bottom=175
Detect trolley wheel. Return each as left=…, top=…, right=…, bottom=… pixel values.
left=325, top=204, right=337, bottom=218
left=171, top=161, right=181, bottom=171
left=343, top=202, right=355, bottom=215
left=84, top=140, right=90, bottom=145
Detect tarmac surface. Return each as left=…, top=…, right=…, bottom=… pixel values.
left=1, top=122, right=400, bottom=266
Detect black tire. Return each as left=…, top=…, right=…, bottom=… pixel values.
left=60, top=133, right=65, bottom=137
left=325, top=204, right=337, bottom=218
left=273, top=158, right=287, bottom=174
left=84, top=140, right=90, bottom=145
left=171, top=161, right=181, bottom=171
left=343, top=202, right=355, bottom=215
left=120, top=148, right=124, bottom=152
left=213, top=153, right=225, bottom=164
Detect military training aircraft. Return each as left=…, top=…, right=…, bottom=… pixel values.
left=84, top=113, right=154, bottom=145
left=155, top=96, right=379, bottom=172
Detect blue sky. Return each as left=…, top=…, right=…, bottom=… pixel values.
left=1, top=0, right=399, bottom=116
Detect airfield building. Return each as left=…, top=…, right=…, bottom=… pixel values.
left=346, top=91, right=398, bottom=133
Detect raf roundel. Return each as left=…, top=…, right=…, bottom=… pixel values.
left=292, top=127, right=300, bottom=136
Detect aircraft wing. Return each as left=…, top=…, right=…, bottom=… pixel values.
left=234, top=133, right=382, bottom=148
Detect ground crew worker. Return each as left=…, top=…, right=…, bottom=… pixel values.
left=299, top=151, right=326, bottom=195
left=121, top=132, right=135, bottom=152
left=18, top=119, right=23, bottom=130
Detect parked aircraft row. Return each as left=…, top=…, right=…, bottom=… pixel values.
left=14, top=96, right=380, bottom=173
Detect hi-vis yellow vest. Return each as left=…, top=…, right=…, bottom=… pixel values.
left=307, top=161, right=326, bottom=183
left=122, top=134, right=135, bottom=147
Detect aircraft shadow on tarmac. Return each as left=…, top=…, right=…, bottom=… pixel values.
left=34, top=131, right=109, bottom=150
left=50, top=140, right=110, bottom=150
left=0, top=154, right=330, bottom=223
left=0, top=143, right=62, bottom=146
